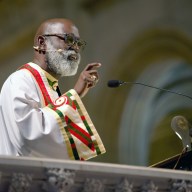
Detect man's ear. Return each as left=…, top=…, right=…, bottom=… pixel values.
left=37, top=35, right=46, bottom=51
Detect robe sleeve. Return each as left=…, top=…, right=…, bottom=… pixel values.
left=0, top=70, right=105, bottom=160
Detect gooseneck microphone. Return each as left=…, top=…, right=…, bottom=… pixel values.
left=107, top=80, right=124, bottom=87
left=107, top=80, right=192, bottom=101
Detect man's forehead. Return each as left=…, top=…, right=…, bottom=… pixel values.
left=45, top=22, right=79, bottom=37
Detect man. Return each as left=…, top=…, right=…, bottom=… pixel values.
left=0, top=18, right=106, bottom=160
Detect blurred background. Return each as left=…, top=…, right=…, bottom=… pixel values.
left=1, top=0, right=192, bottom=167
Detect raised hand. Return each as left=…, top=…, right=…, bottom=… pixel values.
left=74, top=62, right=101, bottom=98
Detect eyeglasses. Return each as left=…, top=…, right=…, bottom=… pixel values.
left=42, top=33, right=86, bottom=50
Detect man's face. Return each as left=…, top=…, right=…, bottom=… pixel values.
left=45, top=39, right=81, bottom=77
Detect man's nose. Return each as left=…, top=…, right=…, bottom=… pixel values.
left=68, top=43, right=80, bottom=53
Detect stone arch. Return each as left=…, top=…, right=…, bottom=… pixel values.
left=115, top=28, right=192, bottom=165
left=119, top=60, right=192, bottom=165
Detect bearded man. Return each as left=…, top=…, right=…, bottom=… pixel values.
left=0, top=18, right=106, bottom=160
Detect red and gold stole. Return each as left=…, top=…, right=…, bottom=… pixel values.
left=19, top=62, right=106, bottom=160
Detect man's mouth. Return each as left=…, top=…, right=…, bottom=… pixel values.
left=68, top=54, right=78, bottom=61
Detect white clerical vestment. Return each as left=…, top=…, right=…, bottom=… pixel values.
left=0, top=62, right=105, bottom=160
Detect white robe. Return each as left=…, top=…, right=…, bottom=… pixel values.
left=0, top=62, right=105, bottom=160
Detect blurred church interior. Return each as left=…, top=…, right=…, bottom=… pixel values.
left=1, top=0, right=192, bottom=167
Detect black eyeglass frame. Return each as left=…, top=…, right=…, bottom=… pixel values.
left=42, top=33, right=86, bottom=49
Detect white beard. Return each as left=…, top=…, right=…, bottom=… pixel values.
left=45, top=41, right=81, bottom=77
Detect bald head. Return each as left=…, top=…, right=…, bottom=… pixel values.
left=34, top=18, right=79, bottom=45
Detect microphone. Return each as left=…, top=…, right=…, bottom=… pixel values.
left=171, top=116, right=191, bottom=150
left=33, top=46, right=63, bottom=52
left=107, top=80, right=192, bottom=101
left=107, top=80, right=124, bottom=87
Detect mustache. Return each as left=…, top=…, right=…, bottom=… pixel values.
left=52, top=50, right=80, bottom=61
